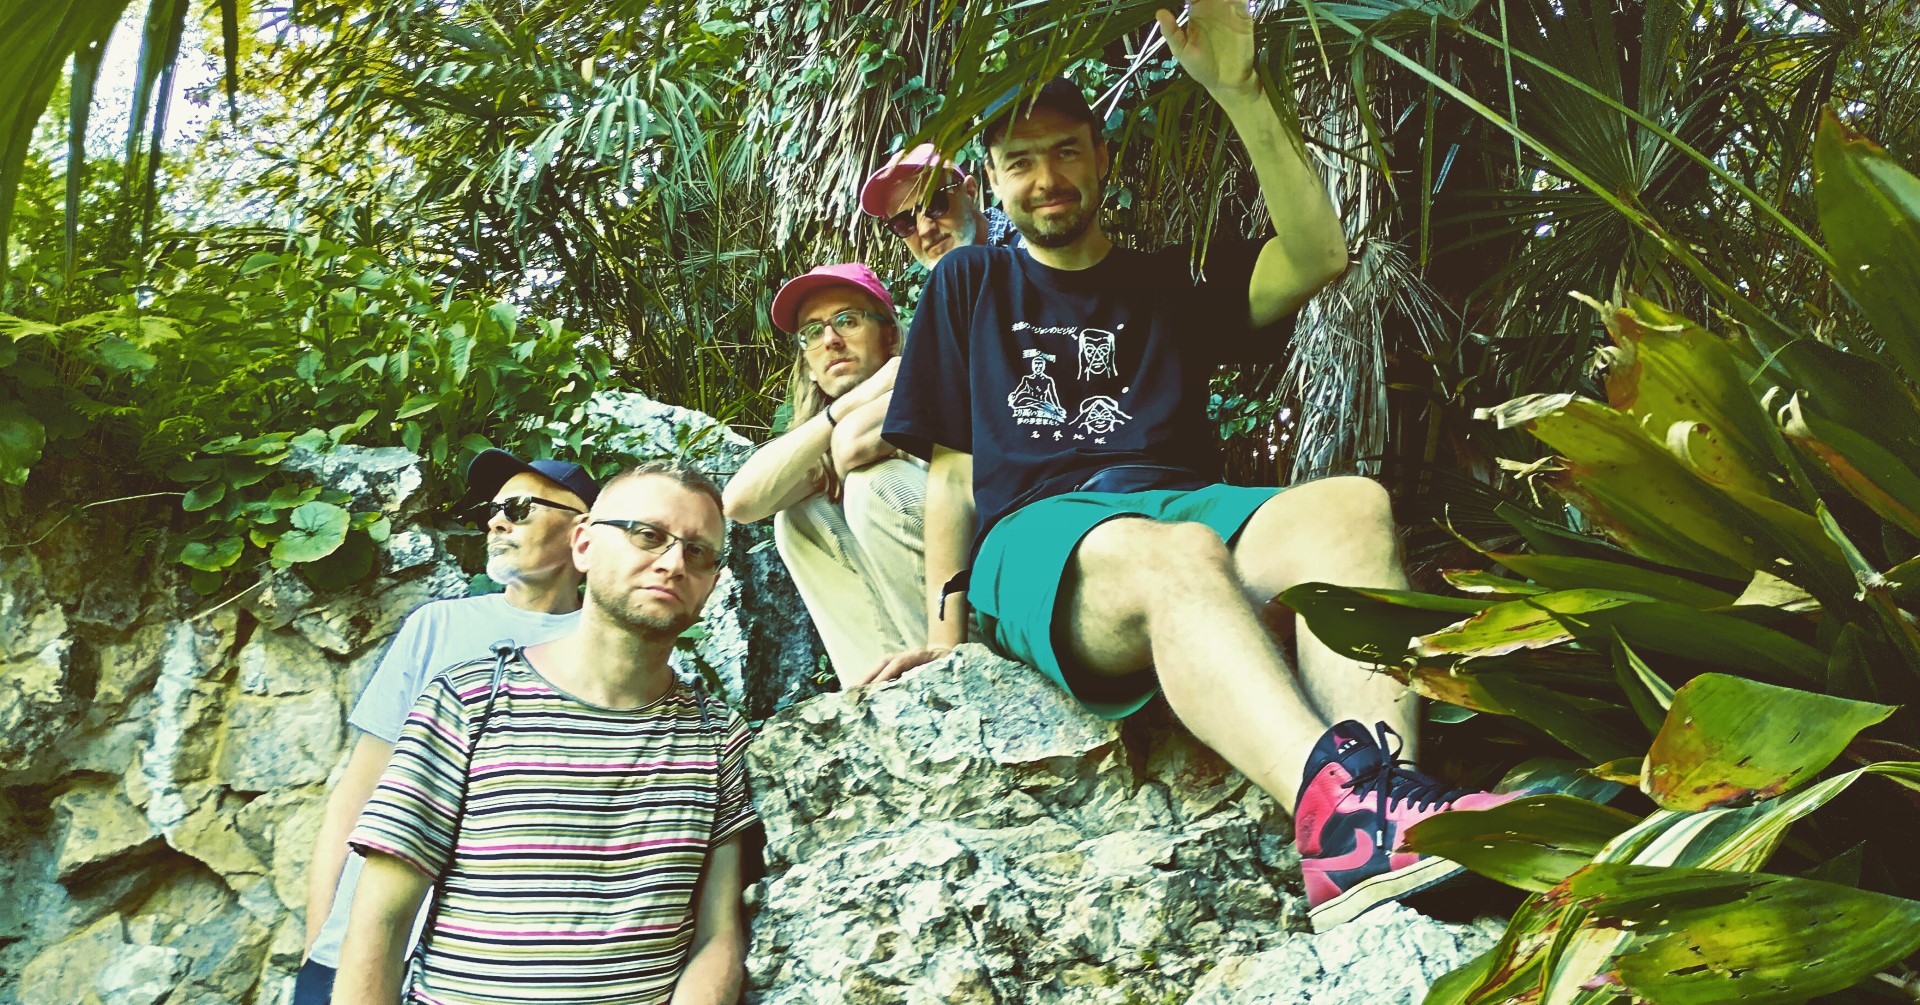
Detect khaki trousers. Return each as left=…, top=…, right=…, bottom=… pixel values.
left=773, top=458, right=928, bottom=684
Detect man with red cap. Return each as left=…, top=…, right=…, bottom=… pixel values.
left=861, top=143, right=1019, bottom=269
left=723, top=263, right=927, bottom=686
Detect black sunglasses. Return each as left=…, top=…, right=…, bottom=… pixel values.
left=883, top=181, right=962, bottom=238
left=472, top=495, right=583, bottom=525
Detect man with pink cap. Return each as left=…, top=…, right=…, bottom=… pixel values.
left=723, top=263, right=928, bottom=686
left=861, top=143, right=1019, bottom=269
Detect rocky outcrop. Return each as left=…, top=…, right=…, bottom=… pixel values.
left=0, top=391, right=822, bottom=1004
left=744, top=646, right=1498, bottom=1004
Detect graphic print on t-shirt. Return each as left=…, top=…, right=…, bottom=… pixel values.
left=1072, top=327, right=1118, bottom=379
left=1073, top=395, right=1131, bottom=438
left=1008, top=348, right=1067, bottom=425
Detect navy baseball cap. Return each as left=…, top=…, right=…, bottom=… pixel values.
left=980, top=77, right=1101, bottom=150
left=465, top=449, right=601, bottom=508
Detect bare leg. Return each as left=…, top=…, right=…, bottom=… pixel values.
left=1231, top=476, right=1419, bottom=758
left=1063, top=518, right=1325, bottom=807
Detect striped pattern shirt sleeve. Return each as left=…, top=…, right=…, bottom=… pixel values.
left=712, top=708, right=758, bottom=846
left=348, top=670, right=475, bottom=879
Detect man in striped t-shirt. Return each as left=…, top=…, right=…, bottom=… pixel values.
left=337, top=463, right=757, bottom=1005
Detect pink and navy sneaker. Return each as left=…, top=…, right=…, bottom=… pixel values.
left=1295, top=720, right=1520, bottom=931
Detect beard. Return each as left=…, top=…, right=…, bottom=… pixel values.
left=1011, top=182, right=1099, bottom=249
left=587, top=572, right=702, bottom=641
left=485, top=548, right=521, bottom=585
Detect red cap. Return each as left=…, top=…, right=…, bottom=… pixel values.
left=860, top=143, right=968, bottom=218
left=771, top=263, right=896, bottom=335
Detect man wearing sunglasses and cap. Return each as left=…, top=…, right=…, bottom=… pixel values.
left=724, top=263, right=933, bottom=687
left=291, top=449, right=596, bottom=1003
left=862, top=143, right=1020, bottom=269
left=882, top=0, right=1526, bottom=932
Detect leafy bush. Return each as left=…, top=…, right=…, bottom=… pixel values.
left=1, top=236, right=608, bottom=593
left=1284, top=112, right=1920, bottom=1003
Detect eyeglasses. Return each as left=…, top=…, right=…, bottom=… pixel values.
left=796, top=310, right=890, bottom=352
left=473, top=495, right=583, bottom=524
left=590, top=518, right=724, bottom=574
left=882, top=181, right=962, bottom=238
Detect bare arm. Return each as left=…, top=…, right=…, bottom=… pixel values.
left=859, top=445, right=974, bottom=685
left=669, top=835, right=748, bottom=1005
left=828, top=391, right=899, bottom=476
left=723, top=358, right=900, bottom=523
left=333, top=851, right=433, bottom=1005
left=303, top=732, right=396, bottom=954
left=1159, top=0, right=1347, bottom=326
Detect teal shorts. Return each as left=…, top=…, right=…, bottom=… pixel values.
left=968, top=483, right=1283, bottom=719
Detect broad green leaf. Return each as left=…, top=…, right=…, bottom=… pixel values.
left=1598, top=297, right=1784, bottom=501
left=1564, top=600, right=1827, bottom=685
left=1782, top=395, right=1920, bottom=538
left=1280, top=583, right=1488, bottom=664
left=1814, top=112, right=1920, bottom=384
left=1559, top=865, right=1920, bottom=1005
left=395, top=394, right=440, bottom=419
left=0, top=402, right=47, bottom=486
left=1643, top=673, right=1896, bottom=810
left=1488, top=551, right=1735, bottom=608
left=1771, top=339, right=1920, bottom=476
left=1405, top=794, right=1641, bottom=892
left=298, top=529, right=374, bottom=592
left=179, top=534, right=242, bottom=571
left=1474, top=675, right=1645, bottom=763
left=1481, top=394, right=1763, bottom=579
left=181, top=481, right=225, bottom=512
left=1414, top=589, right=1647, bottom=659
left=271, top=501, right=350, bottom=564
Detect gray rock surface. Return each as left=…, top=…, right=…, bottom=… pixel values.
left=1183, top=904, right=1501, bottom=1004
left=746, top=645, right=1305, bottom=1004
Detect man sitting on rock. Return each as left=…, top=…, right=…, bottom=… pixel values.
left=878, top=1, right=1519, bottom=931
left=294, top=449, right=596, bottom=1003
left=336, top=462, right=756, bottom=1004
left=861, top=142, right=1020, bottom=267
left=724, top=264, right=928, bottom=686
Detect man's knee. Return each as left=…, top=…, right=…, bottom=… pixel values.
left=1075, top=517, right=1233, bottom=586
left=842, top=459, right=926, bottom=538
left=1299, top=475, right=1394, bottom=531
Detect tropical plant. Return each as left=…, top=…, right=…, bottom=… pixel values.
left=1, top=231, right=608, bottom=593
left=1281, top=113, right=1920, bottom=1002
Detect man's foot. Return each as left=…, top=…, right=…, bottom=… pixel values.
left=1294, top=720, right=1519, bottom=931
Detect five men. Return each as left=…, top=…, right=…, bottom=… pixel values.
left=880, top=0, right=1516, bottom=930
left=310, top=5, right=1505, bottom=998
left=337, top=463, right=753, bottom=1004
left=295, top=450, right=598, bottom=1003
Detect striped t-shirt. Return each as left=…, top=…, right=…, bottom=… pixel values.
left=348, top=654, right=757, bottom=1005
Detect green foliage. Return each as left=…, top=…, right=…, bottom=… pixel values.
left=0, top=234, right=606, bottom=592
left=1288, top=115, right=1920, bottom=1001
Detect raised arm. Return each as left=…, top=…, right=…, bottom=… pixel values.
left=1159, top=0, right=1347, bottom=326
left=333, top=852, right=432, bottom=1005
left=861, top=444, right=973, bottom=685
left=828, top=391, right=899, bottom=476
left=723, top=358, right=900, bottom=523
left=668, top=835, right=748, bottom=1005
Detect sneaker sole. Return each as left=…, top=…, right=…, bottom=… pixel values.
left=1308, top=855, right=1467, bottom=932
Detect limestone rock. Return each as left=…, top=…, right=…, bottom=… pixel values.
left=18, top=912, right=128, bottom=1004
left=578, top=389, right=755, bottom=477
left=1182, top=904, right=1503, bottom=1005
left=0, top=638, right=79, bottom=777
left=240, top=566, right=316, bottom=631
left=237, top=625, right=329, bottom=696
left=96, top=942, right=192, bottom=1005
left=291, top=572, right=456, bottom=655
left=728, top=520, right=829, bottom=721
left=217, top=691, right=343, bottom=792
left=0, top=551, right=68, bottom=658
left=126, top=869, right=272, bottom=1005
left=95, top=622, right=170, bottom=713
left=746, top=646, right=1303, bottom=1004
left=383, top=527, right=439, bottom=574
left=282, top=442, right=427, bottom=520
left=53, top=780, right=161, bottom=881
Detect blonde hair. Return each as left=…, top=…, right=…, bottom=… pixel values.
left=782, top=290, right=901, bottom=498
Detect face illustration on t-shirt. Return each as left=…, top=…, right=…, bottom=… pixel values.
left=1003, top=322, right=1146, bottom=446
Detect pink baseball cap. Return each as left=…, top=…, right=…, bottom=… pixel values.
left=860, top=143, right=968, bottom=218
left=771, top=262, right=897, bottom=335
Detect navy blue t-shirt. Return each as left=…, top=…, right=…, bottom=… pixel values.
left=882, top=241, right=1292, bottom=556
